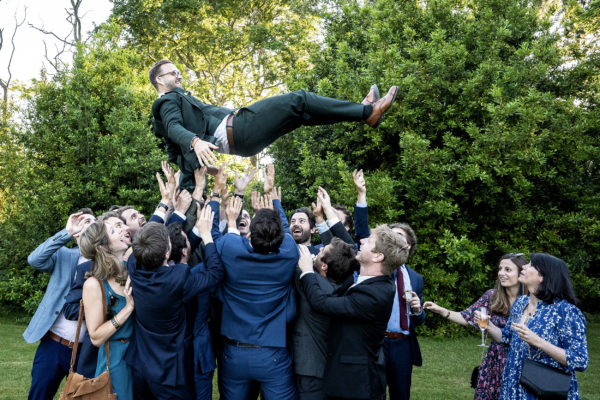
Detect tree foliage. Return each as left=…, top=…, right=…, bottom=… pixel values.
left=110, top=0, right=321, bottom=105
left=270, top=0, right=600, bottom=327
left=0, top=29, right=164, bottom=314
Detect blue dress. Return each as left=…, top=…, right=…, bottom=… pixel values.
left=499, top=296, right=588, bottom=400
left=95, top=280, right=133, bottom=400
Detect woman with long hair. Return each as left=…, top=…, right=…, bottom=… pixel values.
left=423, top=253, right=528, bottom=399
left=482, top=253, right=588, bottom=399
left=80, top=217, right=134, bottom=400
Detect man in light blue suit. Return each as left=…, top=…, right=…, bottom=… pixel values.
left=24, top=210, right=95, bottom=400
left=214, top=193, right=299, bottom=400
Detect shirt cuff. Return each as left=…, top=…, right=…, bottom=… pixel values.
left=355, top=201, right=367, bottom=208
left=174, top=211, right=186, bottom=220
left=316, top=221, right=329, bottom=234
left=300, top=271, right=315, bottom=279
left=219, top=220, right=227, bottom=233
left=192, top=227, right=200, bottom=237
left=326, top=217, right=340, bottom=227
left=227, top=227, right=240, bottom=236
left=153, top=210, right=166, bottom=221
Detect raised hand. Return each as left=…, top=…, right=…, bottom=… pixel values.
left=297, top=245, right=314, bottom=273
left=264, top=164, right=275, bottom=195
left=173, top=189, right=193, bottom=215
left=195, top=203, right=215, bottom=244
left=161, top=161, right=177, bottom=201
left=353, top=168, right=366, bottom=204
left=66, top=212, right=85, bottom=237
left=311, top=197, right=325, bottom=225
left=226, top=196, right=243, bottom=227
left=156, top=172, right=172, bottom=205
left=192, top=138, right=219, bottom=168
left=213, top=163, right=229, bottom=195
left=192, top=166, right=208, bottom=202
left=234, top=166, right=257, bottom=195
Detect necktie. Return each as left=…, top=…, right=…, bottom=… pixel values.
left=397, top=267, right=409, bottom=331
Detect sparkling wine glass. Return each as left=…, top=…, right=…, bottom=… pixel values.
left=405, top=290, right=415, bottom=316
left=477, top=307, right=489, bottom=347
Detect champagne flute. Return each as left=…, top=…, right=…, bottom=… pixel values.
left=477, top=307, right=489, bottom=347
left=405, top=290, right=414, bottom=316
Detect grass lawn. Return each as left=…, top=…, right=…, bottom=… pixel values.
left=1, top=313, right=598, bottom=400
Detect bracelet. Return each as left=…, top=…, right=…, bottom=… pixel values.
left=445, top=310, right=451, bottom=319
left=158, top=202, right=169, bottom=211
left=111, top=316, right=121, bottom=330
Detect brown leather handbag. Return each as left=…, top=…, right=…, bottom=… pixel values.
left=60, top=278, right=117, bottom=399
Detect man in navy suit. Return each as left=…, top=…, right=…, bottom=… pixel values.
left=298, top=225, right=410, bottom=400
left=215, top=193, right=298, bottom=400
left=384, top=223, right=425, bottom=400
left=125, top=206, right=224, bottom=400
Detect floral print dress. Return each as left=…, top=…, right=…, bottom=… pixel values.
left=460, top=289, right=508, bottom=400
left=499, top=296, right=588, bottom=400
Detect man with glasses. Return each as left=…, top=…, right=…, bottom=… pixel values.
left=148, top=59, right=398, bottom=191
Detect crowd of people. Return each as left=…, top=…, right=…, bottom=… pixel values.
left=21, top=60, right=589, bottom=400
left=24, top=160, right=589, bottom=400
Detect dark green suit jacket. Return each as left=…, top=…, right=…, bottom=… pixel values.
left=152, top=87, right=233, bottom=190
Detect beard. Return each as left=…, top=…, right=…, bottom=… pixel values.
left=292, top=227, right=311, bottom=244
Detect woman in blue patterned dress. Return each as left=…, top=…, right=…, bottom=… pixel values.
left=80, top=217, right=135, bottom=400
left=424, top=253, right=527, bottom=400
left=482, top=253, right=589, bottom=400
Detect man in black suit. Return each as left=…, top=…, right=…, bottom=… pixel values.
left=293, top=238, right=359, bottom=400
left=298, top=225, right=410, bottom=400
left=149, top=59, right=397, bottom=190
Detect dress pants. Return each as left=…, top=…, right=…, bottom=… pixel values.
left=296, top=374, right=327, bottom=400
left=383, top=336, right=413, bottom=400
left=232, top=90, right=367, bottom=156
left=131, top=368, right=192, bottom=400
left=28, top=335, right=79, bottom=400
left=221, top=343, right=296, bottom=400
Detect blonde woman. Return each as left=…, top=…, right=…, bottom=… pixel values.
left=80, top=217, right=134, bottom=400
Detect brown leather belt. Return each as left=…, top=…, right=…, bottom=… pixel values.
left=46, top=331, right=76, bottom=349
left=385, top=331, right=409, bottom=339
left=226, top=113, right=235, bottom=154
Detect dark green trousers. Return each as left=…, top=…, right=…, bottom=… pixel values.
left=232, top=90, right=367, bottom=156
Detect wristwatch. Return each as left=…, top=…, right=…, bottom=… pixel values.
left=158, top=202, right=169, bottom=211
left=210, top=192, right=221, bottom=198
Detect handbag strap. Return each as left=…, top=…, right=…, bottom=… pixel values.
left=68, top=299, right=85, bottom=372
left=96, top=277, right=111, bottom=370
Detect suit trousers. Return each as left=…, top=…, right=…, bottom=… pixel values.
left=296, top=374, right=327, bottom=400
left=232, top=90, right=366, bottom=156
left=383, top=336, right=413, bottom=400
left=221, top=343, right=296, bottom=400
left=28, top=335, right=79, bottom=400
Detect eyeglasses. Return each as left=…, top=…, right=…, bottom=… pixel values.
left=158, top=70, right=181, bottom=78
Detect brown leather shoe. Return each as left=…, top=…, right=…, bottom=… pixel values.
left=362, top=84, right=380, bottom=105
left=365, top=85, right=398, bottom=128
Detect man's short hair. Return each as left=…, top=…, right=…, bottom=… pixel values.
left=168, top=223, right=186, bottom=264
left=371, top=225, right=410, bottom=275
left=250, top=209, right=285, bottom=254
left=292, top=207, right=315, bottom=229
left=132, top=222, right=170, bottom=271
left=149, top=59, right=174, bottom=89
left=77, top=208, right=95, bottom=217
left=334, top=205, right=353, bottom=231
left=388, top=222, right=417, bottom=257
left=97, top=210, right=121, bottom=222
left=115, top=206, right=135, bottom=223
left=322, top=238, right=359, bottom=284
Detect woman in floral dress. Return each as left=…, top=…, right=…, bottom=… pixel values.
left=482, top=253, right=588, bottom=400
left=424, top=253, right=527, bottom=399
